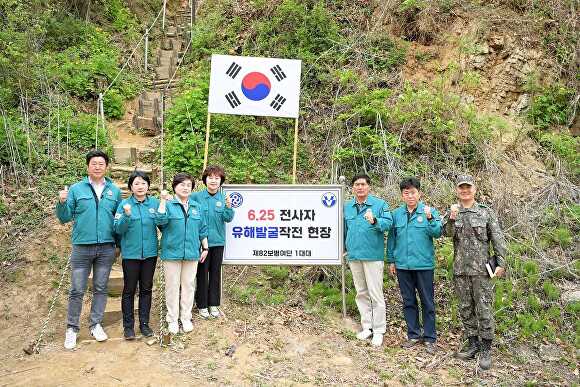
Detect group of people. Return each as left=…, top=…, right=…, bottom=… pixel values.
left=56, top=150, right=506, bottom=371
left=344, top=174, right=506, bottom=370
left=56, top=150, right=234, bottom=350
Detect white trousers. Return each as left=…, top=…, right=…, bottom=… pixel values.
left=163, top=260, right=199, bottom=323
left=349, top=260, right=386, bottom=334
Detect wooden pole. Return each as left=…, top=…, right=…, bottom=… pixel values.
left=95, top=95, right=100, bottom=149
left=203, top=112, right=211, bottom=170
left=292, top=117, right=299, bottom=184
left=160, top=92, right=165, bottom=189
left=162, top=0, right=167, bottom=31
left=144, top=29, right=149, bottom=72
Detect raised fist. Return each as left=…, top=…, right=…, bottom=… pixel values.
left=450, top=204, right=460, bottom=220
left=225, top=194, right=231, bottom=208
left=123, top=203, right=131, bottom=216
left=364, top=208, right=374, bottom=224
left=59, top=186, right=69, bottom=203
left=424, top=205, right=432, bottom=220
left=160, top=190, right=172, bottom=201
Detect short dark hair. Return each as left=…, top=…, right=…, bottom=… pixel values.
left=172, top=172, right=194, bottom=192
left=351, top=173, right=371, bottom=186
left=202, top=165, right=226, bottom=186
left=127, top=170, right=150, bottom=190
left=400, top=177, right=421, bottom=191
left=86, top=150, right=109, bottom=165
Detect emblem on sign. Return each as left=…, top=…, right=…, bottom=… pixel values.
left=321, top=192, right=337, bottom=208
left=229, top=192, right=244, bottom=208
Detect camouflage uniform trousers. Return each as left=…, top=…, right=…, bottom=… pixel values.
left=454, top=275, right=494, bottom=340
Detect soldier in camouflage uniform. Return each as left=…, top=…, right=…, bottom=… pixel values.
left=442, top=175, right=507, bottom=370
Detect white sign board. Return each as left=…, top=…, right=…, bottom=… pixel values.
left=222, top=185, right=342, bottom=265
left=208, top=54, right=302, bottom=119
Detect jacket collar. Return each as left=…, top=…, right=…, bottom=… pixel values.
left=129, top=195, right=149, bottom=205
left=83, top=176, right=113, bottom=187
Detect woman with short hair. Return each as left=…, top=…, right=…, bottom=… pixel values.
left=114, top=171, right=159, bottom=340
left=157, top=173, right=208, bottom=334
left=191, top=165, right=235, bottom=319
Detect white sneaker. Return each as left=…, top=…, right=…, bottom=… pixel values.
left=356, top=329, right=373, bottom=341
left=64, top=328, right=77, bottom=349
left=168, top=321, right=179, bottom=334
left=199, top=308, right=210, bottom=319
left=371, top=333, right=383, bottom=347
left=182, top=319, right=193, bottom=333
left=209, top=306, right=220, bottom=318
left=90, top=324, right=108, bottom=342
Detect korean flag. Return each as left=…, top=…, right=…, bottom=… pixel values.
left=208, top=54, right=302, bottom=119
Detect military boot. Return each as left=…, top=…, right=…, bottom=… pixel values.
left=455, top=336, right=480, bottom=360
left=479, top=339, right=492, bottom=370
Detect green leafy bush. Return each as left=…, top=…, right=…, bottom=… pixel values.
left=528, top=84, right=574, bottom=130
left=103, top=89, right=125, bottom=119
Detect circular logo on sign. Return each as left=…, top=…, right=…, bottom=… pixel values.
left=241, top=72, right=271, bottom=101
left=321, top=192, right=337, bottom=208
left=229, top=192, right=244, bottom=208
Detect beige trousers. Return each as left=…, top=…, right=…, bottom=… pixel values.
left=349, top=260, right=386, bottom=334
left=163, top=260, right=199, bottom=323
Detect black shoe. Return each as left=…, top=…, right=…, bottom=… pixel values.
left=479, top=339, right=492, bottom=370
left=456, top=336, right=479, bottom=360
left=124, top=327, right=136, bottom=340
left=140, top=324, right=154, bottom=338
left=401, top=338, right=422, bottom=348
left=425, top=341, right=437, bottom=355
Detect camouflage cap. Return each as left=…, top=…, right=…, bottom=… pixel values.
left=456, top=174, right=475, bottom=186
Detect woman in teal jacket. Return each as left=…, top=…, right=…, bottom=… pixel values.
left=192, top=165, right=235, bottom=319
left=156, top=173, right=208, bottom=335
left=114, top=171, right=159, bottom=340
left=387, top=177, right=442, bottom=353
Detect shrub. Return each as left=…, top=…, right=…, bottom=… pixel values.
left=527, top=84, right=574, bottom=130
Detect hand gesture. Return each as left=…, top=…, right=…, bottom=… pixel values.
left=225, top=194, right=232, bottom=208
left=424, top=205, right=432, bottom=220
left=160, top=190, right=172, bottom=201
left=494, top=266, right=505, bottom=278
left=449, top=204, right=460, bottom=220
left=123, top=203, right=132, bottom=216
left=389, top=263, right=396, bottom=276
left=364, top=208, right=374, bottom=224
left=200, top=249, right=209, bottom=263
left=59, top=186, right=69, bottom=203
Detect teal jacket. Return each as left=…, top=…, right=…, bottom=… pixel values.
left=55, top=177, right=122, bottom=245
left=387, top=202, right=442, bottom=270
left=156, top=198, right=208, bottom=260
left=114, top=195, right=160, bottom=259
left=190, top=189, right=235, bottom=247
left=344, top=195, right=393, bottom=261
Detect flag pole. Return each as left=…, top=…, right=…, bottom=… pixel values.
left=292, top=117, right=299, bottom=184
left=203, top=112, right=211, bottom=171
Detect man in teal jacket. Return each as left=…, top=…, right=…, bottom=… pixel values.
left=344, top=174, right=393, bottom=347
left=55, top=150, right=122, bottom=350
left=387, top=177, right=441, bottom=354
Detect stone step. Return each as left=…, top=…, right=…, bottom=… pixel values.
left=88, top=264, right=123, bottom=297
left=111, top=164, right=154, bottom=174
left=113, top=146, right=137, bottom=165
left=101, top=298, right=139, bottom=328
left=133, top=116, right=158, bottom=132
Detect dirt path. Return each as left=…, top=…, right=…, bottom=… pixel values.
left=0, top=216, right=574, bottom=386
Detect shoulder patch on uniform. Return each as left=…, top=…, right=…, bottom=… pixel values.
left=478, top=203, right=489, bottom=208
